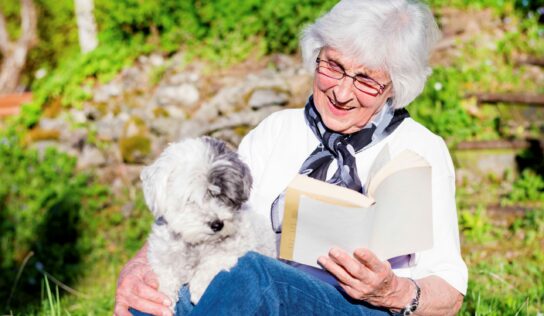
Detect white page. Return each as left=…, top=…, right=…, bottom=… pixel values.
left=368, top=150, right=429, bottom=197
left=292, top=195, right=374, bottom=268
left=365, top=144, right=391, bottom=193
left=369, top=167, right=433, bottom=260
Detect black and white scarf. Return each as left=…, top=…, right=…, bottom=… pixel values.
left=271, top=96, right=409, bottom=233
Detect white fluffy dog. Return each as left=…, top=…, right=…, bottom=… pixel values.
left=141, top=137, right=276, bottom=309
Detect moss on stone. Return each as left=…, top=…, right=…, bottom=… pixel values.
left=42, top=98, right=63, bottom=118
left=25, top=127, right=61, bottom=143
left=153, top=107, right=170, bottom=118
left=119, top=135, right=151, bottom=163
left=120, top=116, right=151, bottom=163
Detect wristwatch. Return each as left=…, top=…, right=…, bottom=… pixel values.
left=398, top=278, right=421, bottom=316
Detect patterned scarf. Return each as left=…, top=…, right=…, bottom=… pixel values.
left=271, top=96, right=409, bottom=233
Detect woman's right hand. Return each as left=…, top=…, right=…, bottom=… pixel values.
left=114, top=244, right=173, bottom=316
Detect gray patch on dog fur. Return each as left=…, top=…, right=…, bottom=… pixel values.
left=170, top=231, right=183, bottom=241
left=155, top=216, right=168, bottom=226
left=203, top=137, right=253, bottom=210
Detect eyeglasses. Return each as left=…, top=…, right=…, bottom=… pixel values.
left=315, top=58, right=389, bottom=97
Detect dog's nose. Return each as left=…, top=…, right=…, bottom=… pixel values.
left=209, top=220, right=224, bottom=232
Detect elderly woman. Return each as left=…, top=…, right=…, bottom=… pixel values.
left=115, top=0, right=468, bottom=315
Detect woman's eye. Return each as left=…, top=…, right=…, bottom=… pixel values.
left=356, top=74, right=372, bottom=82
left=329, top=61, right=342, bottom=70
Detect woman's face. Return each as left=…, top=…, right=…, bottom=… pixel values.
left=313, top=47, right=393, bottom=134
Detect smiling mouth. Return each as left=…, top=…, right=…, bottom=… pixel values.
left=328, top=97, right=355, bottom=111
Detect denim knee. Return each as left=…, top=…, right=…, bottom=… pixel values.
left=235, top=251, right=274, bottom=285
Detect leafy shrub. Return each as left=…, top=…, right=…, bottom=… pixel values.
left=502, top=170, right=544, bottom=206
left=409, top=67, right=492, bottom=145
left=0, top=132, right=108, bottom=311
left=459, top=205, right=494, bottom=243
left=94, top=0, right=337, bottom=63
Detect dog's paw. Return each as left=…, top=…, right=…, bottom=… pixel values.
left=189, top=281, right=206, bottom=304
left=158, top=283, right=181, bottom=312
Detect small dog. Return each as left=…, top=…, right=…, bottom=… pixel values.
left=141, top=137, right=276, bottom=309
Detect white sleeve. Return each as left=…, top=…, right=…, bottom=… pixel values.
left=410, top=136, right=468, bottom=295
left=237, top=113, right=278, bottom=219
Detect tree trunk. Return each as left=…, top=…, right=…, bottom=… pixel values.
left=75, top=0, right=98, bottom=53
left=0, top=0, right=38, bottom=94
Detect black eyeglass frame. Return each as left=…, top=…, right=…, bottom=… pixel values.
left=315, top=57, right=389, bottom=97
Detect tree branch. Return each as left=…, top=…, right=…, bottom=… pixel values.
left=0, top=10, right=11, bottom=55
left=19, top=0, right=38, bottom=47
left=466, top=92, right=544, bottom=106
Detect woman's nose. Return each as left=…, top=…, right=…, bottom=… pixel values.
left=333, top=77, right=354, bottom=104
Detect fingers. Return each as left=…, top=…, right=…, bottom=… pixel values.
left=113, top=302, right=133, bottom=316
left=135, top=282, right=171, bottom=306
left=318, top=247, right=397, bottom=304
left=128, top=293, right=173, bottom=316
left=115, top=259, right=172, bottom=316
left=353, top=248, right=387, bottom=273
left=318, top=248, right=367, bottom=286
left=143, top=271, right=160, bottom=289
left=115, top=290, right=172, bottom=316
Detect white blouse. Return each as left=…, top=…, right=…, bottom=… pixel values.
left=238, top=108, right=468, bottom=295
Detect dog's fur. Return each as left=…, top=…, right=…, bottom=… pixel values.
left=141, top=137, right=276, bottom=308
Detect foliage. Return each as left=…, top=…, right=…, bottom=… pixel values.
left=94, top=0, right=337, bottom=64
left=0, top=131, right=108, bottom=311
left=459, top=205, right=495, bottom=243
left=502, top=170, right=544, bottom=205
left=33, top=42, right=147, bottom=106
left=410, top=9, right=544, bottom=144
left=0, top=0, right=79, bottom=87
left=409, top=67, right=494, bottom=145
left=39, top=277, right=62, bottom=316
left=13, top=41, right=152, bottom=128
left=460, top=206, right=544, bottom=315
left=428, top=0, right=516, bottom=12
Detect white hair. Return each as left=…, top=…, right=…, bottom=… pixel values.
left=300, top=0, right=441, bottom=109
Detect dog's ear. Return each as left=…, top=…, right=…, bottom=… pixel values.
left=205, top=138, right=253, bottom=210
left=141, top=160, right=168, bottom=218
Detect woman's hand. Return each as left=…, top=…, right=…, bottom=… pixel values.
left=114, top=245, right=173, bottom=316
left=318, top=247, right=414, bottom=310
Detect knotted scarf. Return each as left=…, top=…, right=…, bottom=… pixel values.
left=271, top=96, right=409, bottom=233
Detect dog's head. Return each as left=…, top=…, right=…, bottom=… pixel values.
left=141, top=137, right=253, bottom=244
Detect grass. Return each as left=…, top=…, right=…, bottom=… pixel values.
left=13, top=201, right=543, bottom=315
left=459, top=205, right=544, bottom=315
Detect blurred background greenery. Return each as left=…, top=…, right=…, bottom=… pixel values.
left=0, top=0, right=543, bottom=315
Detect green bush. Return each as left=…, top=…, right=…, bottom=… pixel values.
left=95, top=0, right=337, bottom=63
left=0, top=132, right=108, bottom=311
left=502, top=170, right=544, bottom=206
left=409, top=67, right=492, bottom=145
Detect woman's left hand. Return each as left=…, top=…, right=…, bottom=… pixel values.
left=318, top=247, right=409, bottom=308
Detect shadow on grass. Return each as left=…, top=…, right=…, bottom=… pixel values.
left=1, top=193, right=84, bottom=314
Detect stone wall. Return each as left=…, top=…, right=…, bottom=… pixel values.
left=29, top=52, right=313, bottom=193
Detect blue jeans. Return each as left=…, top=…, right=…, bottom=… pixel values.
left=131, top=252, right=390, bottom=315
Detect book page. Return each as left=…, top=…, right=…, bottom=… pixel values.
left=291, top=195, right=375, bottom=268
left=364, top=144, right=391, bottom=193
left=369, top=166, right=433, bottom=260
left=367, top=150, right=430, bottom=197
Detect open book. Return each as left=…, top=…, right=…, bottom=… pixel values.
left=279, top=145, right=434, bottom=268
